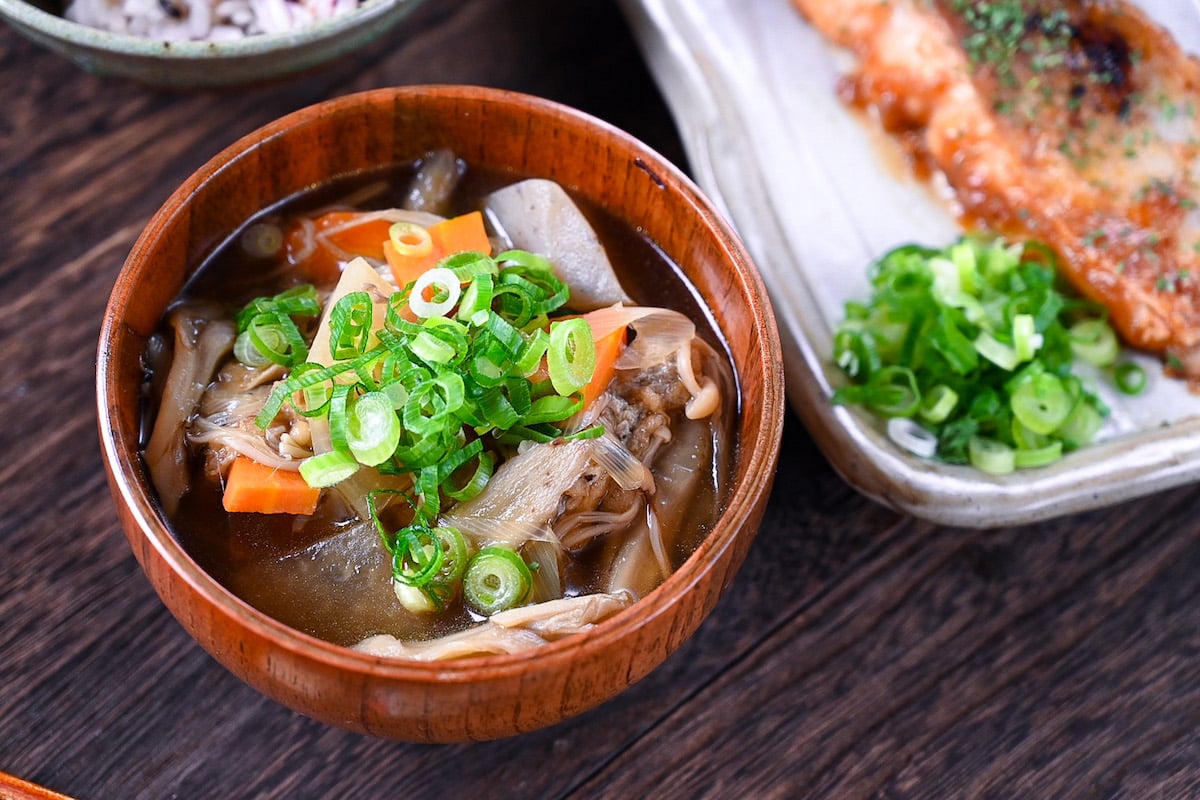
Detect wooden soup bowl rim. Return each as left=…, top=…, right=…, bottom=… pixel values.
left=96, top=84, right=784, bottom=736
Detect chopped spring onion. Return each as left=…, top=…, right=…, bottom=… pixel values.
left=232, top=285, right=320, bottom=368
left=973, top=331, right=1020, bottom=371
left=1057, top=394, right=1107, bottom=447
left=235, top=284, right=321, bottom=330
left=1010, top=371, right=1072, bottom=435
left=389, top=221, right=433, bottom=257
left=463, top=546, right=532, bottom=616
left=234, top=327, right=280, bottom=368
left=1012, top=314, right=1042, bottom=361
left=410, top=267, right=462, bottom=318
left=388, top=524, right=472, bottom=611
left=329, top=291, right=374, bottom=360
left=1115, top=361, right=1147, bottom=395
left=428, top=526, right=472, bottom=605
left=547, top=317, right=596, bottom=397
left=391, top=525, right=448, bottom=588
left=299, top=450, right=360, bottom=487
left=1069, top=318, right=1119, bottom=367
left=287, top=362, right=334, bottom=417
left=255, top=248, right=600, bottom=592
left=835, top=365, right=920, bottom=417
left=887, top=417, right=939, bottom=458
left=832, top=235, right=1120, bottom=472
left=346, top=391, right=403, bottom=466
left=244, top=312, right=308, bottom=367
left=240, top=221, right=285, bottom=259
left=1013, top=440, right=1063, bottom=468
left=968, top=435, right=1015, bottom=475
left=918, top=384, right=958, bottom=423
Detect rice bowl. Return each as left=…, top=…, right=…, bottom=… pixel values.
left=0, top=0, right=425, bottom=87
left=64, top=0, right=360, bottom=42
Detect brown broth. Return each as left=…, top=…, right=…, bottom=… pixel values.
left=152, top=161, right=737, bottom=648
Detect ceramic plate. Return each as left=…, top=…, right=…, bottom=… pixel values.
left=622, top=0, right=1200, bottom=527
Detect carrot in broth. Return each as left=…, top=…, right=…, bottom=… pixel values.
left=579, top=313, right=628, bottom=409
left=386, top=211, right=494, bottom=288
left=222, top=456, right=321, bottom=515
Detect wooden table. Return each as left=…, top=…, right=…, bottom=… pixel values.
left=5, top=1, right=1200, bottom=797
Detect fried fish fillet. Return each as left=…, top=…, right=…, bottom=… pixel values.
left=792, top=0, right=1200, bottom=377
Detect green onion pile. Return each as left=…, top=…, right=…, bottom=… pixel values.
left=832, top=235, right=1144, bottom=474
left=237, top=248, right=601, bottom=613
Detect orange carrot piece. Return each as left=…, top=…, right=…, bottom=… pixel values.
left=579, top=317, right=627, bottom=409
left=222, top=456, right=321, bottom=516
left=312, top=210, right=359, bottom=230
left=284, top=222, right=341, bottom=285
left=428, top=211, right=493, bottom=257
left=384, top=239, right=440, bottom=288
left=386, top=212, right=493, bottom=288
left=284, top=212, right=396, bottom=285
left=323, top=216, right=394, bottom=261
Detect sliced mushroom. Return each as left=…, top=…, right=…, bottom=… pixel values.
left=353, top=591, right=632, bottom=660
left=144, top=307, right=235, bottom=515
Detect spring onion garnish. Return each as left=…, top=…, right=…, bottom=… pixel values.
left=389, top=221, right=433, bottom=257
left=299, top=450, right=360, bottom=487
left=410, top=267, right=462, bottom=319
left=365, top=490, right=472, bottom=610
left=833, top=235, right=1121, bottom=472
left=233, top=284, right=320, bottom=368
left=1068, top=318, right=1119, bottom=367
left=257, top=247, right=603, bottom=593
left=345, top=391, right=402, bottom=466
left=1115, top=361, right=1147, bottom=395
left=547, top=317, right=597, bottom=396
left=968, top=435, right=1016, bottom=475
left=463, top=546, right=533, bottom=616
left=887, top=417, right=939, bottom=459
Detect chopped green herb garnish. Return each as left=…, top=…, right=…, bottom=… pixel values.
left=832, top=236, right=1125, bottom=473
left=232, top=284, right=321, bottom=369
left=249, top=249, right=603, bottom=597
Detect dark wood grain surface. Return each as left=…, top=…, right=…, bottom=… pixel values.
left=4, top=1, right=1200, bottom=798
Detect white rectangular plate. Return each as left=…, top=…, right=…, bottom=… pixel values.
left=622, top=0, right=1200, bottom=527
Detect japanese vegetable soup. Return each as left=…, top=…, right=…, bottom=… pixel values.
left=143, top=151, right=737, bottom=659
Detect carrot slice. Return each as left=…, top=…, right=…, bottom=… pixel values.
left=222, top=456, right=321, bottom=516
left=386, top=211, right=494, bottom=289
left=322, top=216, right=393, bottom=261
left=384, top=239, right=440, bottom=288
left=428, top=210, right=493, bottom=257
left=285, top=212, right=396, bottom=285
left=579, top=314, right=628, bottom=409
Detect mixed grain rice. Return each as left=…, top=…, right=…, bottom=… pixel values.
left=64, top=0, right=360, bottom=41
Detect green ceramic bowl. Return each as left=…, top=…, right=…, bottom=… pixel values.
left=0, top=0, right=424, bottom=88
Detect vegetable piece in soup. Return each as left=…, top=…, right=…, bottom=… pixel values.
left=142, top=156, right=737, bottom=656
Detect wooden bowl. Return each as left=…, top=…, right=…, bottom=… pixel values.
left=96, top=85, right=784, bottom=741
